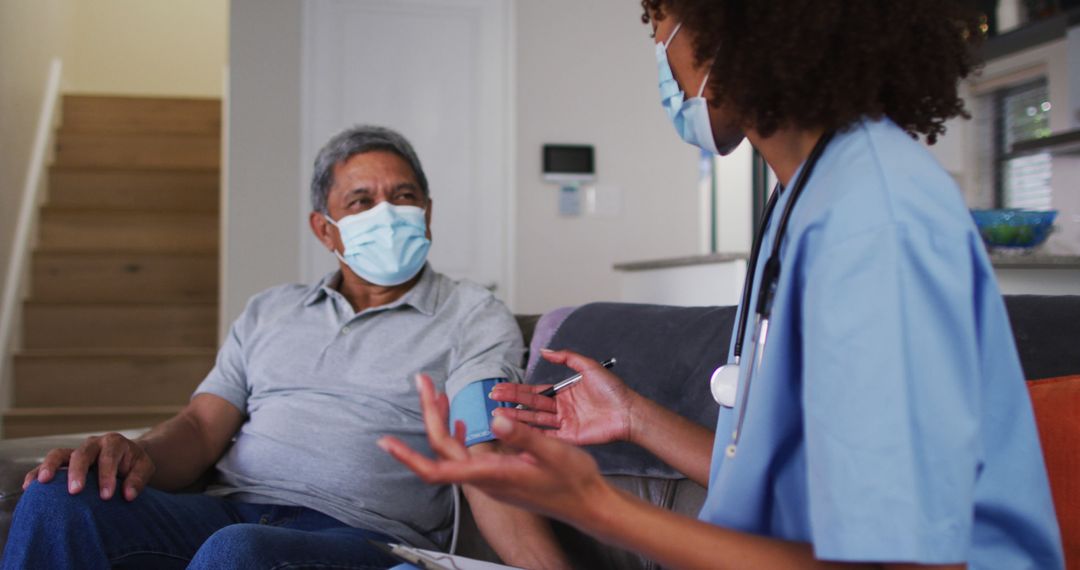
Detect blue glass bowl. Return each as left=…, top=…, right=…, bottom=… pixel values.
left=970, top=209, right=1057, bottom=249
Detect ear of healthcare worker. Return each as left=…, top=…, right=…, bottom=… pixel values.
left=651, top=7, right=745, bottom=155
left=308, top=149, right=434, bottom=290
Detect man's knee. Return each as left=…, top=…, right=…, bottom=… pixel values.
left=3, top=472, right=115, bottom=569
left=191, top=524, right=280, bottom=568
left=15, top=471, right=102, bottom=527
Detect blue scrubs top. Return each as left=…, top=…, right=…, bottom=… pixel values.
left=699, top=118, right=1064, bottom=567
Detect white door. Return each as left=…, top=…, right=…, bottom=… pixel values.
left=300, top=0, right=513, bottom=299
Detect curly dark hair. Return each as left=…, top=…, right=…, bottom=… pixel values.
left=641, top=1, right=983, bottom=144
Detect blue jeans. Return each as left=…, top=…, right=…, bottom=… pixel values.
left=1, top=469, right=400, bottom=569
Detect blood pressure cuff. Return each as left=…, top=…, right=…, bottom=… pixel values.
left=448, top=378, right=512, bottom=446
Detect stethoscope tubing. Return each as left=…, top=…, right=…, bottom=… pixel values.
left=730, top=188, right=781, bottom=364
left=718, top=131, right=835, bottom=457
left=728, top=131, right=835, bottom=363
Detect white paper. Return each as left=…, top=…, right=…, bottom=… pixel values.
left=392, top=544, right=523, bottom=570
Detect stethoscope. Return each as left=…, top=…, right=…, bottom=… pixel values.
left=709, top=131, right=834, bottom=459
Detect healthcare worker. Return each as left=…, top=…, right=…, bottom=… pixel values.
left=379, top=1, right=1066, bottom=568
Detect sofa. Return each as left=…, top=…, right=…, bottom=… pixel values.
left=0, top=296, right=1076, bottom=569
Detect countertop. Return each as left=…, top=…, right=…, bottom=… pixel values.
left=989, top=253, right=1080, bottom=269
left=614, top=252, right=1080, bottom=272
left=613, top=252, right=748, bottom=272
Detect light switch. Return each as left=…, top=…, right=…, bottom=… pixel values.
left=585, top=184, right=622, bottom=218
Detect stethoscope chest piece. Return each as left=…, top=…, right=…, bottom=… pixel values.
left=709, top=363, right=739, bottom=408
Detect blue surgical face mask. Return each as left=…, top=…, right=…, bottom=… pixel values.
left=325, top=201, right=431, bottom=286
left=657, top=23, right=742, bottom=155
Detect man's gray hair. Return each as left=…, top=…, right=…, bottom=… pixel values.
left=310, top=125, right=429, bottom=213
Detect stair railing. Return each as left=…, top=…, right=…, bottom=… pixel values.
left=0, top=58, right=63, bottom=394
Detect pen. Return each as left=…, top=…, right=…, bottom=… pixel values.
left=516, top=358, right=617, bottom=409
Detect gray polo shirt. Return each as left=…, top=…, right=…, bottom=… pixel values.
left=193, top=265, right=524, bottom=549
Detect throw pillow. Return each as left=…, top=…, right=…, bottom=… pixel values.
left=1028, top=374, right=1080, bottom=569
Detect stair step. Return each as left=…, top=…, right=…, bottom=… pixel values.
left=31, top=252, right=217, bottom=303
left=13, top=350, right=213, bottom=407
left=37, top=208, right=218, bottom=253
left=49, top=167, right=218, bottom=212
left=54, top=132, right=220, bottom=170
left=3, top=406, right=180, bottom=439
left=22, top=303, right=217, bottom=350
left=62, top=95, right=220, bottom=136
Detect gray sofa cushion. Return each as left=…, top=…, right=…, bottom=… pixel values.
left=1004, top=295, right=1080, bottom=380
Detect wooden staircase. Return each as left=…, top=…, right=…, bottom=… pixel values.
left=3, top=95, right=221, bottom=438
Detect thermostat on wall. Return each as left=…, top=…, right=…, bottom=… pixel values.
left=542, top=144, right=595, bottom=183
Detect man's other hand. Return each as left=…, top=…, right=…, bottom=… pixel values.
left=22, top=432, right=156, bottom=502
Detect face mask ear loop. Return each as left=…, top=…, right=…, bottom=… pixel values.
left=662, top=22, right=683, bottom=49
left=696, top=70, right=711, bottom=99
left=323, top=214, right=346, bottom=258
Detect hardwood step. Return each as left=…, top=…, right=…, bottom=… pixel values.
left=54, top=132, right=220, bottom=170
left=49, top=167, right=218, bottom=212
left=3, top=406, right=180, bottom=439
left=37, top=208, right=218, bottom=253
left=62, top=95, right=220, bottom=136
left=13, top=349, right=213, bottom=408
left=31, top=252, right=217, bottom=303
left=22, top=303, right=217, bottom=350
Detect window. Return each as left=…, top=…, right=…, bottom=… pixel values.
left=996, top=79, right=1053, bottom=210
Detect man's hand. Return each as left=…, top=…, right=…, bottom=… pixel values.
left=22, top=432, right=156, bottom=502
left=489, top=349, right=639, bottom=446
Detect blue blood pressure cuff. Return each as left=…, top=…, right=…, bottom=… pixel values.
left=449, top=378, right=512, bottom=447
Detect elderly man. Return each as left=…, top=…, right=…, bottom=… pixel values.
left=1, top=126, right=567, bottom=569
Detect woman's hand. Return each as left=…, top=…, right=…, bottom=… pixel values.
left=488, top=349, right=640, bottom=446
left=495, top=349, right=716, bottom=487
left=378, top=374, right=611, bottom=523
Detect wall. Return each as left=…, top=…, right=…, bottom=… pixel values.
left=63, top=0, right=227, bottom=97
left=513, top=0, right=701, bottom=313
left=0, top=1, right=70, bottom=295
left=221, top=0, right=702, bottom=322
left=222, top=0, right=303, bottom=332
